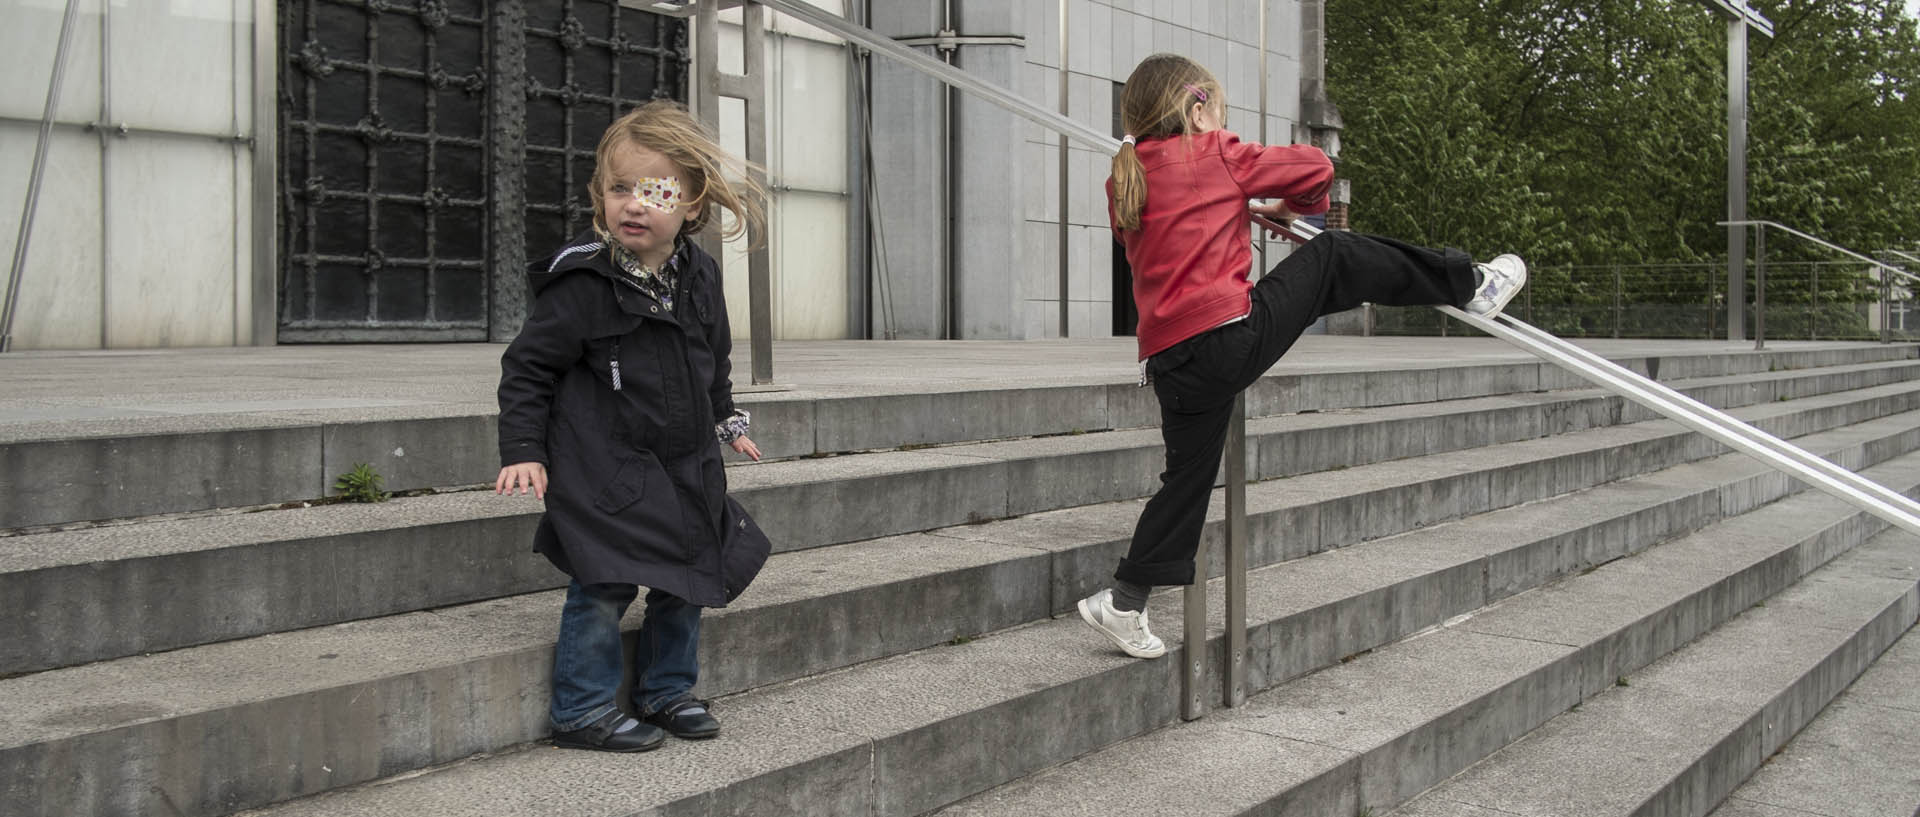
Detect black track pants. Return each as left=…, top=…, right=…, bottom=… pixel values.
left=1114, top=231, right=1476, bottom=587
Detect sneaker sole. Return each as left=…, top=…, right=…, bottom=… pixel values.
left=1077, top=598, right=1168, bottom=659
left=551, top=734, right=667, bottom=753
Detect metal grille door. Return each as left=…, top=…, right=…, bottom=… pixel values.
left=279, top=0, right=687, bottom=342
left=522, top=1, right=688, bottom=257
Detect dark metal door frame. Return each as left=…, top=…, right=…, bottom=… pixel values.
left=278, top=0, right=688, bottom=342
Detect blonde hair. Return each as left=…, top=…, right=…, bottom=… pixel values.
left=589, top=99, right=768, bottom=247
left=1109, top=54, right=1225, bottom=231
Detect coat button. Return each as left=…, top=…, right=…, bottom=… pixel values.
left=650, top=305, right=658, bottom=313
left=738, top=519, right=747, bottom=529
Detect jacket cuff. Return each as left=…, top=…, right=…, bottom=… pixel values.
left=714, top=409, right=752, bottom=444
left=499, top=439, right=549, bottom=468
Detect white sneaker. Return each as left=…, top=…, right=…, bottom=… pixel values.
left=1077, top=589, right=1167, bottom=659
left=1465, top=253, right=1528, bottom=317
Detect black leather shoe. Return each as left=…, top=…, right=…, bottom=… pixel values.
left=645, top=698, right=721, bottom=740
left=551, top=710, right=666, bottom=752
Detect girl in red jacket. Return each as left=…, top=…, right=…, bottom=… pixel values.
left=1078, top=53, right=1526, bottom=658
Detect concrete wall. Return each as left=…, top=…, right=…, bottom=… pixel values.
left=867, top=0, right=949, bottom=339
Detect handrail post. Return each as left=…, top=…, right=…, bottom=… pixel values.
left=1182, top=563, right=1207, bottom=720
left=1224, top=393, right=1248, bottom=708
left=1754, top=224, right=1766, bottom=350
left=1612, top=266, right=1622, bottom=339
left=1216, top=0, right=1269, bottom=713
left=1810, top=257, right=1818, bottom=340
left=694, top=1, right=775, bottom=384
left=1883, top=266, right=1893, bottom=344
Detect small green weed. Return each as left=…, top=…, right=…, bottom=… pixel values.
left=333, top=463, right=391, bottom=503
left=948, top=634, right=975, bottom=646
left=1616, top=675, right=1631, bottom=687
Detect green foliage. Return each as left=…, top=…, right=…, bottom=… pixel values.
left=1326, top=0, right=1920, bottom=281
left=333, top=463, right=391, bottom=503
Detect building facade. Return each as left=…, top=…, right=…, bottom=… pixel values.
left=0, top=0, right=1333, bottom=350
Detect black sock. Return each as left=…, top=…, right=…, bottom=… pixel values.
left=1111, top=580, right=1151, bottom=613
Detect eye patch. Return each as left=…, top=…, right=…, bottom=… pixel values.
left=620, top=176, right=683, bottom=214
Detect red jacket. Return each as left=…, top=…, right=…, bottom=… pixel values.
left=1108, top=130, right=1333, bottom=360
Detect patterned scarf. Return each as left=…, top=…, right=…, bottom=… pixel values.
left=602, top=233, right=684, bottom=311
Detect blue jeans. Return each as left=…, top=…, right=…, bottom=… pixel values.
left=549, top=580, right=703, bottom=731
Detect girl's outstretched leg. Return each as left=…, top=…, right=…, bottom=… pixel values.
left=1233, top=231, right=1475, bottom=386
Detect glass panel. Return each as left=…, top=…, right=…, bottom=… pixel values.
left=773, top=196, right=847, bottom=339
left=109, top=0, right=243, bottom=134
left=773, top=36, right=847, bottom=192
left=0, top=0, right=104, bottom=122
left=104, top=138, right=237, bottom=347
left=0, top=124, right=104, bottom=349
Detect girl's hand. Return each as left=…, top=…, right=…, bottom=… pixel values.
left=496, top=462, right=548, bottom=499
left=1247, top=200, right=1299, bottom=236
left=730, top=436, right=762, bottom=462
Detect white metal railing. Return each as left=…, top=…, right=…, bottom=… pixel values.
left=1721, top=220, right=1916, bottom=349
left=1261, top=217, right=1920, bottom=537
left=746, top=0, right=1920, bottom=719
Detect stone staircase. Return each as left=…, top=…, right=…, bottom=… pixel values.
left=2, top=343, right=1917, bottom=817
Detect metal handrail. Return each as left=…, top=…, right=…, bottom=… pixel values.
left=1270, top=215, right=1920, bottom=532
left=1721, top=220, right=1915, bottom=282
left=747, top=0, right=1920, bottom=718
left=1455, top=305, right=1920, bottom=534
left=759, top=0, right=1119, bottom=153
left=1720, top=220, right=1916, bottom=349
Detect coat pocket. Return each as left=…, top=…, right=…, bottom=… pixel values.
left=593, top=449, right=664, bottom=514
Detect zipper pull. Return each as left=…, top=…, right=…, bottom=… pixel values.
left=610, top=341, right=623, bottom=391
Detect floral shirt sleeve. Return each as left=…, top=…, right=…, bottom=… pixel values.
left=715, top=408, right=751, bottom=444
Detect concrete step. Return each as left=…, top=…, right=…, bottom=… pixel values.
left=9, top=405, right=1920, bottom=817
left=931, top=481, right=1920, bottom=817
left=1385, top=541, right=1919, bottom=817
left=1705, top=621, right=1920, bottom=817
left=235, top=424, right=1920, bottom=817
left=4, top=347, right=1914, bottom=528
left=11, top=364, right=1920, bottom=674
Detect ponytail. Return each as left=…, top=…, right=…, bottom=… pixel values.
left=1110, top=53, right=1223, bottom=233
left=1110, top=140, right=1148, bottom=231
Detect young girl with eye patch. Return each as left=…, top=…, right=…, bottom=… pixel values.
left=1077, top=53, right=1528, bottom=659
left=495, top=100, right=773, bottom=752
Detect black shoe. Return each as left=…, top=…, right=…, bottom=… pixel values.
left=551, top=710, right=666, bottom=752
left=645, top=698, right=720, bottom=740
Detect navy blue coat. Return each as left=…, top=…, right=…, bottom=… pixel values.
left=497, top=233, right=770, bottom=607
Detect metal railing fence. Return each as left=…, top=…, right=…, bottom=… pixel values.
left=1372, top=258, right=1919, bottom=343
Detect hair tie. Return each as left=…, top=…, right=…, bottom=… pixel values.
left=1121, top=134, right=1137, bottom=146
left=1183, top=83, right=1208, bottom=102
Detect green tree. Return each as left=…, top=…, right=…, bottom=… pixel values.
left=1327, top=0, right=1920, bottom=288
